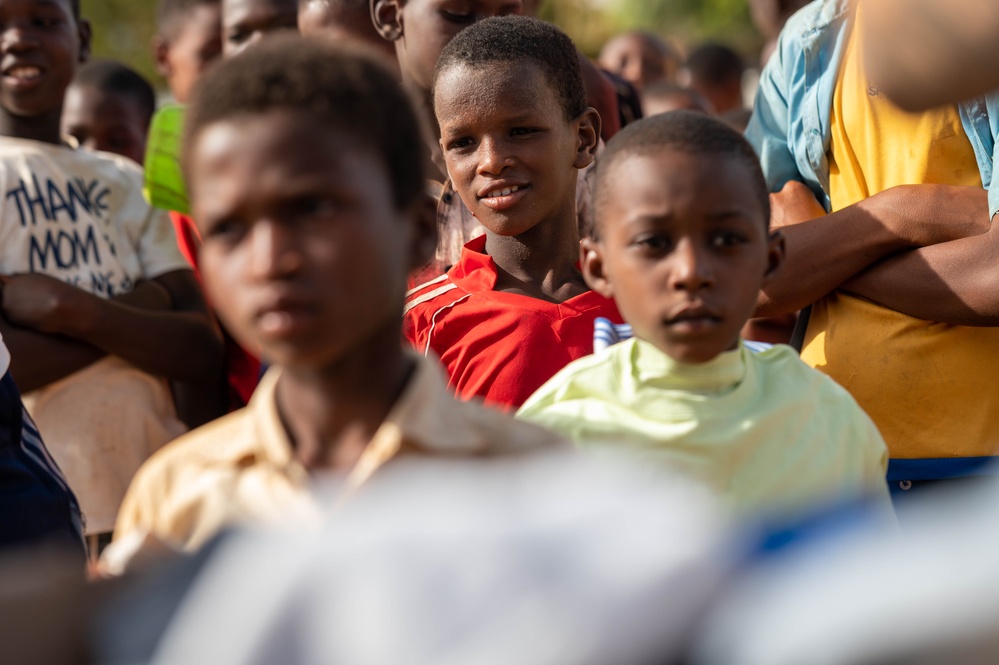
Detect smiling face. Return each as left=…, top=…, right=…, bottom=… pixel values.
left=375, top=0, right=522, bottom=91
left=61, top=84, right=149, bottom=163
left=584, top=149, right=783, bottom=364
left=189, top=109, right=425, bottom=370
left=0, top=0, right=88, bottom=121
left=222, top=0, right=298, bottom=57
left=435, top=60, right=595, bottom=238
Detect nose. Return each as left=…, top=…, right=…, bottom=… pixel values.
left=0, top=22, right=38, bottom=54
left=477, top=136, right=512, bottom=176
left=249, top=220, right=303, bottom=281
left=670, top=238, right=715, bottom=293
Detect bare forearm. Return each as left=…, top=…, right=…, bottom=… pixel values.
left=64, top=297, right=223, bottom=382
left=758, top=185, right=991, bottom=316
left=0, top=318, right=104, bottom=392
left=842, top=229, right=999, bottom=326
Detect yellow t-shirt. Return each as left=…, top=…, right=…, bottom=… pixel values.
left=802, top=4, right=999, bottom=460
left=518, top=339, right=891, bottom=519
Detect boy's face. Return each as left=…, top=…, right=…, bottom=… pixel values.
left=188, top=109, right=433, bottom=370
left=599, top=35, right=675, bottom=90
left=373, top=0, right=522, bottom=91
left=61, top=84, right=149, bottom=164
left=222, top=0, right=298, bottom=57
left=155, top=3, right=223, bottom=104
left=435, top=61, right=597, bottom=238
left=583, top=149, right=784, bottom=364
left=0, top=0, right=90, bottom=119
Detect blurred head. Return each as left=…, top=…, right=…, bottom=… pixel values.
left=683, top=42, right=745, bottom=114
left=222, top=0, right=298, bottom=57
left=154, top=0, right=222, bottom=103
left=432, top=16, right=598, bottom=239
left=297, top=0, right=395, bottom=62
left=584, top=111, right=783, bottom=363
left=598, top=31, right=678, bottom=90
left=184, top=35, right=434, bottom=369
left=641, top=83, right=713, bottom=118
left=371, top=0, right=523, bottom=92
left=0, top=0, right=91, bottom=124
left=61, top=59, right=155, bottom=164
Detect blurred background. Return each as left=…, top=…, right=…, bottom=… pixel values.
left=84, top=0, right=761, bottom=90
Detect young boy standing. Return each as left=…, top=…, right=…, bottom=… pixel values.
left=0, top=0, right=222, bottom=541
left=519, top=112, right=890, bottom=518
left=404, top=17, right=621, bottom=410
left=110, top=36, right=561, bottom=556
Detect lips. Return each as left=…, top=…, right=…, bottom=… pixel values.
left=254, top=295, right=318, bottom=338
left=2, top=63, right=44, bottom=91
left=664, top=305, right=723, bottom=333
left=477, top=181, right=529, bottom=211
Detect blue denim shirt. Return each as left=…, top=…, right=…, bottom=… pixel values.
left=747, top=0, right=999, bottom=218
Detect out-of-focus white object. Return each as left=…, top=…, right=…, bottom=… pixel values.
left=692, top=475, right=999, bottom=665
left=151, top=451, right=732, bottom=665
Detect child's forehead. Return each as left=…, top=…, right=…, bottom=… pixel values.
left=436, top=59, right=552, bottom=99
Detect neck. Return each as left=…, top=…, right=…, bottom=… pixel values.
left=484, top=203, right=587, bottom=301
left=0, top=108, right=64, bottom=145
left=275, top=321, right=414, bottom=472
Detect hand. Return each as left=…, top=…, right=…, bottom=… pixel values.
left=0, top=273, right=93, bottom=335
left=770, top=181, right=827, bottom=229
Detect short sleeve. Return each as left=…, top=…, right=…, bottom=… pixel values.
left=134, top=205, right=191, bottom=280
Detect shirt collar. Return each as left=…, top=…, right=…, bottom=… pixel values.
left=447, top=235, right=497, bottom=292
left=251, top=352, right=504, bottom=494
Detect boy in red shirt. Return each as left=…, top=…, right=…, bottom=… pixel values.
left=404, top=17, right=621, bottom=410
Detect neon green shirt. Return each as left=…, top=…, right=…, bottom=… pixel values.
left=518, top=338, right=891, bottom=518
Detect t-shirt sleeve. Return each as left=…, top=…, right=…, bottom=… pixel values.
left=133, top=204, right=191, bottom=280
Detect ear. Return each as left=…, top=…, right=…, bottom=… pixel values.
left=152, top=36, right=171, bottom=78
left=77, top=18, right=92, bottom=64
left=407, top=191, right=439, bottom=273
left=573, top=107, right=601, bottom=170
left=761, top=229, right=786, bottom=287
left=580, top=236, right=614, bottom=299
left=372, top=0, right=404, bottom=42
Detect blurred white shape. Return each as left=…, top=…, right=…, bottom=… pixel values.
left=152, top=451, right=731, bottom=665
left=692, top=475, right=999, bottom=665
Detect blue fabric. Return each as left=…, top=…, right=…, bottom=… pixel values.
left=747, top=0, right=999, bottom=218
left=887, top=457, right=997, bottom=483
left=592, top=317, right=773, bottom=354
left=0, top=372, right=85, bottom=558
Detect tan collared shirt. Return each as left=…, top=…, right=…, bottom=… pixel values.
left=111, top=353, right=562, bottom=553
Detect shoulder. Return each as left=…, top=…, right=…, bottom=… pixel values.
left=518, top=344, right=623, bottom=419
left=125, top=409, right=256, bottom=502
left=404, top=273, right=468, bottom=315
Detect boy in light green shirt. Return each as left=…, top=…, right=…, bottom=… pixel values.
left=518, top=111, right=891, bottom=518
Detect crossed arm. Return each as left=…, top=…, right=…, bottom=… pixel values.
left=757, top=181, right=994, bottom=325
left=0, top=269, right=224, bottom=393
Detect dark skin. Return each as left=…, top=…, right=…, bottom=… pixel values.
left=757, top=181, right=991, bottom=320
left=434, top=62, right=600, bottom=303
left=189, top=111, right=437, bottom=471
left=0, top=0, right=224, bottom=421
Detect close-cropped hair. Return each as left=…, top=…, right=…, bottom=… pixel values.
left=157, top=0, right=220, bottom=37
left=183, top=35, right=425, bottom=209
left=432, top=16, right=586, bottom=122
left=73, top=59, right=157, bottom=122
left=686, top=43, right=744, bottom=85
left=592, top=110, right=771, bottom=236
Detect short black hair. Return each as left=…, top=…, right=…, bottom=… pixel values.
left=157, top=0, right=220, bottom=38
left=432, top=16, right=586, bottom=122
left=184, top=34, right=424, bottom=209
left=72, top=59, right=156, bottom=123
left=592, top=111, right=770, bottom=237
left=685, top=43, right=744, bottom=86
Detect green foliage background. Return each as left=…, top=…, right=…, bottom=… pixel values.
left=83, top=0, right=761, bottom=92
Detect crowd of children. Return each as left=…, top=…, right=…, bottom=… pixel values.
left=0, top=0, right=996, bottom=658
